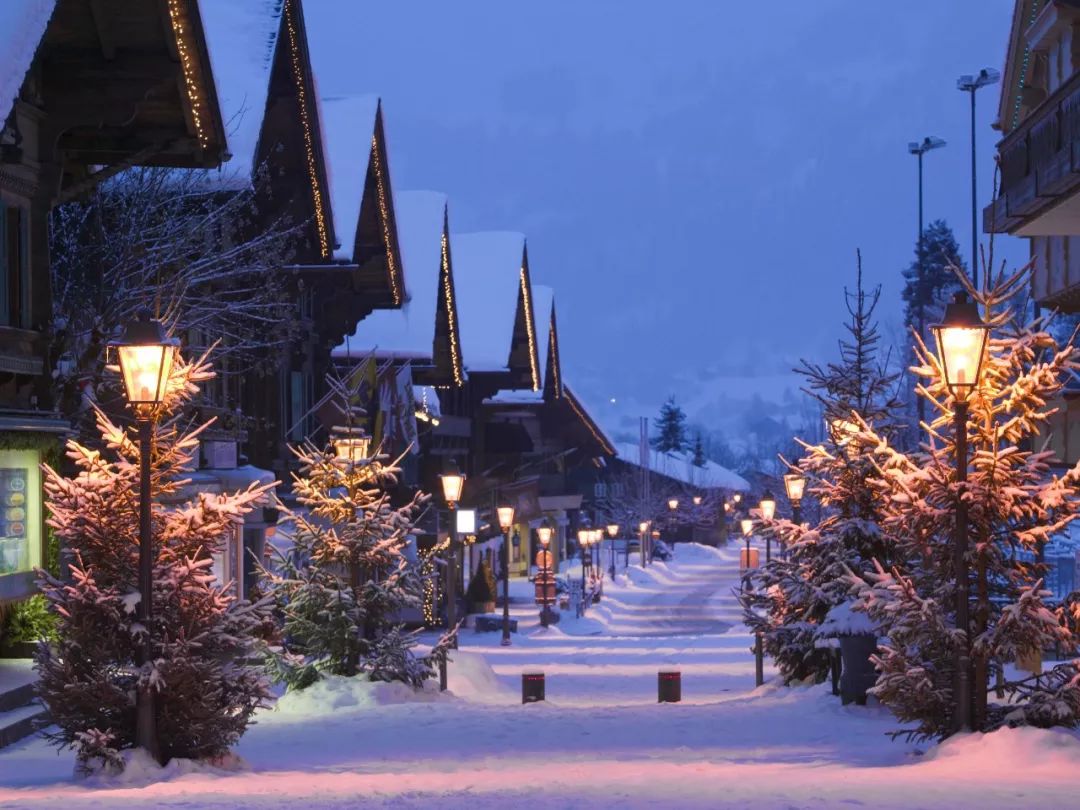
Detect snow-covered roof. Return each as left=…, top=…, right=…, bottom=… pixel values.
left=613, top=441, right=749, bottom=492
left=334, top=190, right=447, bottom=359
left=532, top=284, right=554, bottom=389
left=485, top=389, right=542, bottom=406
left=201, top=0, right=282, bottom=189
left=0, top=1, right=55, bottom=125
left=453, top=232, right=526, bottom=372
left=317, top=95, right=380, bottom=261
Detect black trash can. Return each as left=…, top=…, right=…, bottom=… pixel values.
left=658, top=670, right=681, bottom=703
left=522, top=671, right=545, bottom=704
left=838, top=634, right=878, bottom=706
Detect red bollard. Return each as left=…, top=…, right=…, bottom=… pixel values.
left=658, top=670, right=681, bottom=703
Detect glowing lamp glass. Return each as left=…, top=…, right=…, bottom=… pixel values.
left=639, top=521, right=649, bottom=534
left=931, top=292, right=988, bottom=402
left=440, top=472, right=465, bottom=506
left=733, top=493, right=742, bottom=503
left=759, top=491, right=776, bottom=521
left=606, top=523, right=619, bottom=538
left=118, top=343, right=175, bottom=406
left=668, top=498, right=678, bottom=511
left=692, top=495, right=702, bottom=506
left=537, top=525, right=553, bottom=546
left=333, top=435, right=370, bottom=462
left=740, top=518, right=753, bottom=537
left=497, top=506, right=515, bottom=531
left=784, top=473, right=806, bottom=504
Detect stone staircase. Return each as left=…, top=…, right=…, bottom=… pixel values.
left=0, top=660, right=47, bottom=750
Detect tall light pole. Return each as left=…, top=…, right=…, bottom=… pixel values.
left=957, top=68, right=1000, bottom=289
left=931, top=291, right=989, bottom=733
left=497, top=505, right=515, bottom=646
left=909, top=135, right=947, bottom=430
left=111, top=309, right=178, bottom=764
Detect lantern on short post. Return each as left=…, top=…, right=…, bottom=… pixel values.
left=114, top=309, right=178, bottom=411
left=537, top=523, right=553, bottom=547
left=497, top=504, right=515, bottom=646
left=759, top=490, right=776, bottom=521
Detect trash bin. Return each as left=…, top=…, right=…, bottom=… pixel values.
left=522, top=671, right=545, bottom=704
left=839, top=634, right=878, bottom=706
left=658, top=670, right=681, bottom=703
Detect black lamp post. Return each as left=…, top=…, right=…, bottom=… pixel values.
left=783, top=473, right=806, bottom=559
left=759, top=490, right=776, bottom=562
left=606, top=523, right=618, bottom=579
left=536, top=522, right=555, bottom=627
left=111, top=309, right=178, bottom=764
left=957, top=68, right=999, bottom=289
left=577, top=526, right=589, bottom=603
left=439, top=469, right=465, bottom=636
left=497, top=505, right=515, bottom=646
left=637, top=521, right=648, bottom=569
left=931, top=291, right=989, bottom=733
left=908, top=135, right=947, bottom=429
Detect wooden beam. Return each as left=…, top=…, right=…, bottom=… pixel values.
left=57, top=141, right=167, bottom=203
left=88, top=0, right=117, bottom=60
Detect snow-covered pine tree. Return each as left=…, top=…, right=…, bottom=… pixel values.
left=850, top=262, right=1080, bottom=739
left=741, top=253, right=903, bottom=683
left=263, top=377, right=454, bottom=691
left=652, top=396, right=688, bottom=453
left=35, top=349, right=274, bottom=772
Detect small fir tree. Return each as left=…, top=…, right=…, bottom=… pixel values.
left=263, top=377, right=454, bottom=690
left=902, top=219, right=966, bottom=346
left=652, top=396, right=688, bottom=453
left=741, top=253, right=903, bottom=683
left=850, top=262, right=1080, bottom=740
left=466, top=559, right=498, bottom=611
left=35, top=350, right=273, bottom=772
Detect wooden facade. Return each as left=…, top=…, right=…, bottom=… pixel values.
left=0, top=0, right=227, bottom=601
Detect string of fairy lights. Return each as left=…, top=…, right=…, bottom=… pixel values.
left=371, top=132, right=403, bottom=306
left=549, top=308, right=562, bottom=399
left=167, top=0, right=210, bottom=149
left=283, top=0, right=330, bottom=259
left=566, top=388, right=614, bottom=455
left=519, top=267, right=540, bottom=391
left=441, top=231, right=464, bottom=386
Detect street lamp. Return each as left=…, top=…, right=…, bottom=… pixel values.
left=606, top=523, right=618, bottom=578
left=536, top=521, right=555, bottom=627
left=331, top=429, right=371, bottom=464
left=783, top=473, right=806, bottom=558
left=931, top=291, right=989, bottom=733
left=908, top=134, right=947, bottom=429
left=733, top=493, right=742, bottom=504
left=692, top=495, right=702, bottom=506
left=577, top=526, right=590, bottom=601
left=668, top=498, right=678, bottom=511
left=740, top=517, right=753, bottom=569
left=497, top=505, right=515, bottom=646
left=957, top=68, right=999, bottom=289
left=111, top=309, right=178, bottom=764
left=638, top=520, right=649, bottom=569
left=439, top=468, right=465, bottom=656
left=759, top=490, right=776, bottom=561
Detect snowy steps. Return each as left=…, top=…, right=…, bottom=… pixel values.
left=0, top=679, right=47, bottom=751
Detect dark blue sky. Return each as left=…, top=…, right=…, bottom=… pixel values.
left=309, top=0, right=1026, bottom=439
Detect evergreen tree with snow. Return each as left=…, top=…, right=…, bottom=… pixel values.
left=35, top=349, right=274, bottom=772
left=263, top=377, right=454, bottom=691
left=902, top=219, right=966, bottom=346
left=652, top=396, right=688, bottom=454
left=741, top=253, right=903, bottom=683
left=849, top=261, right=1080, bottom=740
left=691, top=432, right=707, bottom=467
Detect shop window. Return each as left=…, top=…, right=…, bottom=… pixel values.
left=0, top=203, right=30, bottom=328
left=0, top=448, right=41, bottom=578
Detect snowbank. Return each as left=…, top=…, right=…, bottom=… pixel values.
left=271, top=675, right=444, bottom=719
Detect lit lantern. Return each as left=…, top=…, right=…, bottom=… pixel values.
left=497, top=505, right=515, bottom=531
left=759, top=490, right=776, bottom=521
left=537, top=523, right=553, bottom=547
left=668, top=498, right=679, bottom=511
left=332, top=430, right=371, bottom=463
left=733, top=493, right=742, bottom=504
left=724, top=502, right=732, bottom=513
left=692, top=495, right=702, bottom=506
left=784, top=473, right=806, bottom=505
left=577, top=528, right=589, bottom=546
left=606, top=523, right=619, bottom=538
left=740, top=518, right=753, bottom=537
left=932, top=291, right=989, bottom=402
left=113, top=310, right=178, bottom=409
left=638, top=521, right=649, bottom=534
left=440, top=470, right=465, bottom=506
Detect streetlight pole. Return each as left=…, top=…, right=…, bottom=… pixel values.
left=607, top=524, right=618, bottom=579
left=783, top=473, right=806, bottom=560
left=439, top=470, right=465, bottom=643
left=957, top=68, right=1000, bottom=289
left=111, top=310, right=178, bottom=764
left=908, top=135, right=947, bottom=431
left=497, top=505, right=515, bottom=647
left=759, top=490, right=776, bottom=563
left=931, top=291, right=989, bottom=734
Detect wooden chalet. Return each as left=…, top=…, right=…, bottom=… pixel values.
left=214, top=0, right=406, bottom=484
left=0, top=0, right=228, bottom=602
left=986, top=0, right=1080, bottom=465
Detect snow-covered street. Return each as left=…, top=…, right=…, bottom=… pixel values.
left=1, top=543, right=1079, bottom=809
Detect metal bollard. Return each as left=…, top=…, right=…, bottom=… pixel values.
left=522, top=671, right=545, bottom=704
left=754, top=632, right=764, bottom=687
left=658, top=670, right=681, bottom=703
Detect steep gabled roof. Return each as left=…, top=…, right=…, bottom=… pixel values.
left=541, top=290, right=563, bottom=401
left=334, top=190, right=461, bottom=377
left=317, top=95, right=380, bottom=261
left=201, top=0, right=283, bottom=188
left=996, top=0, right=1044, bottom=133
left=0, top=1, right=56, bottom=125
left=453, top=231, right=528, bottom=373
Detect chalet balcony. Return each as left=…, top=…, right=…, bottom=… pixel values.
left=984, top=69, right=1080, bottom=239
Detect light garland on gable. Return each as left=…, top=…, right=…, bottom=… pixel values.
left=566, top=388, right=614, bottom=455
left=284, top=0, right=330, bottom=259
left=371, top=134, right=403, bottom=305
left=549, top=309, right=562, bottom=399
left=519, top=267, right=540, bottom=391
left=167, top=0, right=210, bottom=149
left=441, top=231, right=464, bottom=386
